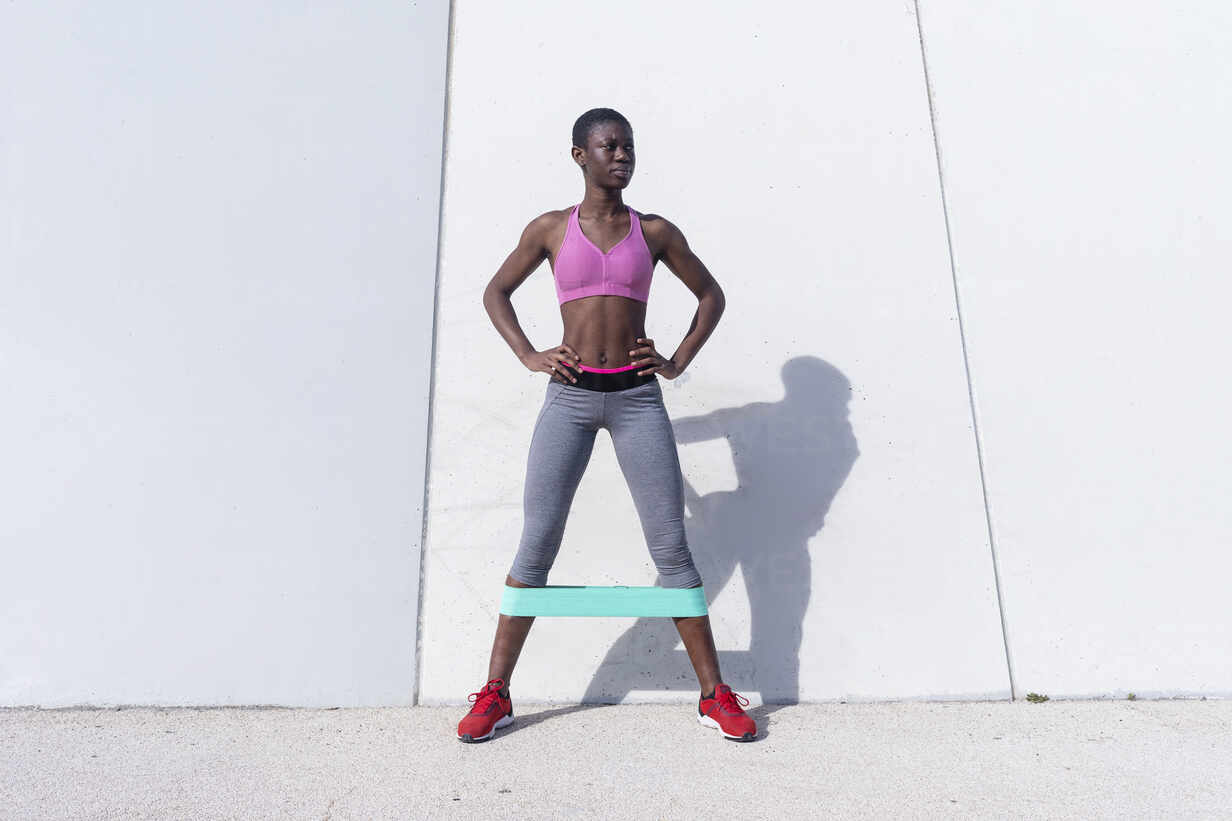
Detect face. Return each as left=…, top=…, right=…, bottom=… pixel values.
left=574, top=122, right=634, bottom=187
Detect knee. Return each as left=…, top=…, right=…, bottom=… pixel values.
left=506, top=567, right=547, bottom=587
left=511, top=531, right=563, bottom=585
left=657, top=559, right=703, bottom=590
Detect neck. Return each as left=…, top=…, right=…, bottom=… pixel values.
left=580, top=183, right=625, bottom=218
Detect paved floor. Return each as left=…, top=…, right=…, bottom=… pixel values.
left=2, top=700, right=1229, bottom=819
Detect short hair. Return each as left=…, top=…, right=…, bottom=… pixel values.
left=572, top=108, right=632, bottom=149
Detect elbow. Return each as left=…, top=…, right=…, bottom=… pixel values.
left=482, top=281, right=509, bottom=309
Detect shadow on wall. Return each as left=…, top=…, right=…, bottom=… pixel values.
left=581, top=356, right=859, bottom=706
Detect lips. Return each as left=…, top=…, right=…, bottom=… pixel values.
left=611, top=167, right=631, bottom=177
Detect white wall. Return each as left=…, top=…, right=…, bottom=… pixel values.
left=919, top=1, right=1232, bottom=698
left=5, top=1, right=1227, bottom=707
left=0, top=2, right=449, bottom=706
left=419, top=0, right=1010, bottom=705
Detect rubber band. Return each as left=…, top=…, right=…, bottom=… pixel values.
left=499, top=584, right=708, bottom=617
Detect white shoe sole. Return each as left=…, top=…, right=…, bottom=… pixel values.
left=697, top=712, right=756, bottom=741
left=458, top=712, right=513, bottom=742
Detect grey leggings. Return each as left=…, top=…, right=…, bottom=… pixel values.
left=508, top=377, right=703, bottom=589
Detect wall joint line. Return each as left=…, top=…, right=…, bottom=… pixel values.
left=414, top=0, right=458, bottom=708
left=912, top=0, right=1017, bottom=700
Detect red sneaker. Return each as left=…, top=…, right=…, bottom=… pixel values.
left=697, top=683, right=757, bottom=741
left=457, top=678, right=514, bottom=743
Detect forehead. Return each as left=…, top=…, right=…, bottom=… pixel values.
left=589, top=122, right=633, bottom=143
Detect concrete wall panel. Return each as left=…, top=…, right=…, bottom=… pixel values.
left=918, top=1, right=1232, bottom=697
left=420, top=0, right=1009, bottom=705
left=0, top=1, right=449, bottom=706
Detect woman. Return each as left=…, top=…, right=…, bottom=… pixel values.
left=458, top=108, right=756, bottom=743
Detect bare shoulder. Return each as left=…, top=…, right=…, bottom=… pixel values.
left=634, top=210, right=680, bottom=237
left=517, top=207, right=573, bottom=253
left=534, top=206, right=574, bottom=225
left=526, top=206, right=572, bottom=236
left=634, top=210, right=686, bottom=258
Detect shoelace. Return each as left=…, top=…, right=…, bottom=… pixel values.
left=467, top=678, right=507, bottom=714
left=716, top=687, right=750, bottom=715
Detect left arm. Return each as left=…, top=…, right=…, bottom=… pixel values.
left=630, top=217, right=725, bottom=378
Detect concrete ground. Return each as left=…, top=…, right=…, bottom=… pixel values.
left=2, top=700, right=1229, bottom=820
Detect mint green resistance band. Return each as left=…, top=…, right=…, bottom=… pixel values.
left=499, top=585, right=708, bottom=617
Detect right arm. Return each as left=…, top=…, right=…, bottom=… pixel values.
left=481, top=212, right=582, bottom=383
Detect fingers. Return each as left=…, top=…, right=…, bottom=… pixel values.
left=629, top=337, right=659, bottom=371
left=550, top=352, right=579, bottom=383
left=629, top=337, right=656, bottom=359
left=556, top=345, right=583, bottom=372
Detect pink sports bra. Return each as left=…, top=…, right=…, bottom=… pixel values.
left=551, top=203, right=654, bottom=306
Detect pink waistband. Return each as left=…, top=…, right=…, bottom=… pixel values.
left=577, top=362, right=640, bottom=374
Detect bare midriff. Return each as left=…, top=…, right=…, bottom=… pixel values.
left=559, top=294, right=648, bottom=369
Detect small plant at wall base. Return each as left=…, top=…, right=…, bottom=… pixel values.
left=1025, top=692, right=1050, bottom=703
left=1128, top=693, right=1137, bottom=701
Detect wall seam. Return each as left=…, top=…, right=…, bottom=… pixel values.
left=912, top=0, right=1017, bottom=700
left=413, top=0, right=457, bottom=708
